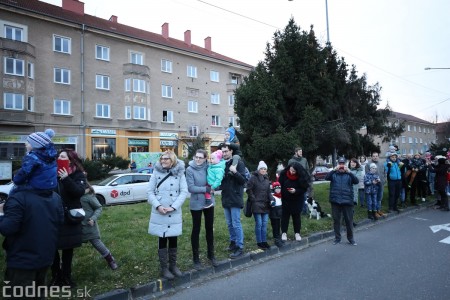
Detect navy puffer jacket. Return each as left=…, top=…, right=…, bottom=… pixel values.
left=325, top=170, right=359, bottom=205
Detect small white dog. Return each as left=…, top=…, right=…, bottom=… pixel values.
left=306, top=197, right=331, bottom=220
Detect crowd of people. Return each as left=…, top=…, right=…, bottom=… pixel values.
left=1, top=126, right=449, bottom=296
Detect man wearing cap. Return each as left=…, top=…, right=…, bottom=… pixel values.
left=325, top=157, right=359, bottom=245
left=385, top=153, right=403, bottom=213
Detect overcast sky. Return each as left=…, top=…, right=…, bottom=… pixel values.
left=43, top=0, right=450, bottom=122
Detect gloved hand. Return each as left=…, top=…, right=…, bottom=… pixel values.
left=205, top=186, right=211, bottom=193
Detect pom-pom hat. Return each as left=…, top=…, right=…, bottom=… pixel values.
left=27, top=129, right=55, bottom=149
left=257, top=161, right=268, bottom=170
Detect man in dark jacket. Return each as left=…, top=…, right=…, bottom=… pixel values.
left=220, top=143, right=247, bottom=259
left=325, top=157, right=359, bottom=246
left=0, top=189, right=64, bottom=297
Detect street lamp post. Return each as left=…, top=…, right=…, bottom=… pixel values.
left=424, top=67, right=450, bottom=70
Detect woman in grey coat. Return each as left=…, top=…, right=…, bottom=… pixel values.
left=186, top=149, right=218, bottom=270
left=148, top=151, right=188, bottom=280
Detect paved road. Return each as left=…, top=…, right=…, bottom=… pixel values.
left=161, top=208, right=450, bottom=300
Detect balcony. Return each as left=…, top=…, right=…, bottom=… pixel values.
left=0, top=110, right=43, bottom=125
left=0, top=38, right=36, bottom=57
left=117, top=118, right=154, bottom=131
left=123, top=63, right=150, bottom=78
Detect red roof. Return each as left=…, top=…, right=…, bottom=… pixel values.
left=1, top=0, right=253, bottom=68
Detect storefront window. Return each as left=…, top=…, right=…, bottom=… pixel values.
left=92, top=138, right=116, bottom=160
left=128, top=139, right=149, bottom=154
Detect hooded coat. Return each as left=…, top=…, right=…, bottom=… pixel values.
left=147, top=160, right=188, bottom=237
left=246, top=171, right=274, bottom=214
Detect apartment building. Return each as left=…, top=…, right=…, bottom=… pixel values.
left=0, top=0, right=252, bottom=161
left=375, top=111, right=436, bottom=157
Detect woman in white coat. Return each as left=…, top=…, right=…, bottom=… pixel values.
left=148, top=151, right=188, bottom=280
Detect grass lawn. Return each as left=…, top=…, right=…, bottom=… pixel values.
left=0, top=182, right=428, bottom=297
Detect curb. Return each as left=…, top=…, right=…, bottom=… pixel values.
left=94, top=202, right=429, bottom=299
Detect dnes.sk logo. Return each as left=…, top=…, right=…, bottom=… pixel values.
left=2, top=281, right=91, bottom=298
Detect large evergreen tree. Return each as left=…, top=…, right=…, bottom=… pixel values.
left=235, top=19, right=402, bottom=173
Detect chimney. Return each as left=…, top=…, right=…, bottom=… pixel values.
left=184, top=30, right=191, bottom=46
left=62, top=0, right=84, bottom=15
left=109, top=15, right=118, bottom=23
left=162, top=23, right=169, bottom=39
left=204, top=36, right=211, bottom=51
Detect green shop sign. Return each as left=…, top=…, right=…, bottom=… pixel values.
left=128, top=139, right=149, bottom=146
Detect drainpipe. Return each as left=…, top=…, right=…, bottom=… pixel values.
left=80, top=24, right=86, bottom=157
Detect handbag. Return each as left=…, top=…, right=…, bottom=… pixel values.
left=65, top=207, right=85, bottom=224
left=244, top=198, right=252, bottom=218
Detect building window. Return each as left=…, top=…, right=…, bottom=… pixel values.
left=414, top=137, right=418, bottom=143
left=133, top=79, right=146, bottom=93
left=96, top=104, right=110, bottom=118
left=54, top=68, right=70, bottom=84
left=413, top=125, right=416, bottom=132
left=229, top=116, right=235, bottom=127
left=124, top=78, right=131, bottom=92
left=188, top=100, right=198, bottom=113
left=231, top=75, right=239, bottom=84
left=27, top=96, right=34, bottom=112
left=407, top=125, right=411, bottom=131
left=228, top=95, right=235, bottom=106
left=211, top=115, right=220, bottom=126
left=96, top=45, right=110, bottom=61
left=54, top=99, right=71, bottom=115
left=130, top=52, right=143, bottom=65
left=189, top=126, right=199, bottom=137
left=211, top=93, right=220, bottom=104
left=96, top=74, right=110, bottom=90
left=187, top=65, right=197, bottom=78
left=5, top=25, right=23, bottom=41
left=4, top=93, right=24, bottom=110
left=53, top=35, right=71, bottom=54
left=162, top=84, right=173, bottom=98
left=401, top=136, right=405, bottom=144
left=408, top=137, right=412, bottom=144
left=419, top=138, right=423, bottom=143
left=418, top=126, right=421, bottom=133
left=4, top=57, right=24, bottom=76
left=125, top=106, right=131, bottom=119
left=163, top=110, right=173, bottom=122
left=27, top=62, right=34, bottom=79
left=92, top=137, right=116, bottom=160
left=161, top=59, right=172, bottom=73
left=133, top=106, right=146, bottom=120
left=210, top=70, right=219, bottom=82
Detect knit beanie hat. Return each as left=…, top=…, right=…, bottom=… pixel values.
left=388, top=145, right=396, bottom=153
left=272, top=181, right=281, bottom=189
left=210, top=150, right=223, bottom=164
left=257, top=161, right=268, bottom=170
left=27, top=129, right=55, bottom=149
left=370, top=163, right=377, bottom=169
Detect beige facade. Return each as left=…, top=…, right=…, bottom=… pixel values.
left=0, top=0, right=252, bottom=161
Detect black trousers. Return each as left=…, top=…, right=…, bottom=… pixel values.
left=331, top=203, right=354, bottom=242
left=388, top=179, right=402, bottom=210
left=281, top=210, right=301, bottom=234
left=51, top=249, right=74, bottom=278
left=270, top=218, right=281, bottom=239
left=4, top=267, right=48, bottom=299
left=158, top=236, right=177, bottom=249
left=190, top=207, right=215, bottom=254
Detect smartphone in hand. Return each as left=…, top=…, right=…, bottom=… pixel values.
left=57, top=159, right=70, bottom=174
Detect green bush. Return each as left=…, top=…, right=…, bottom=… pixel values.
left=83, top=159, right=108, bottom=181
left=101, top=156, right=130, bottom=173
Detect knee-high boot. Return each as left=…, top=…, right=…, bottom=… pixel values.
left=192, top=248, right=202, bottom=270
left=168, top=248, right=182, bottom=277
left=158, top=248, right=174, bottom=280
left=207, top=244, right=218, bottom=267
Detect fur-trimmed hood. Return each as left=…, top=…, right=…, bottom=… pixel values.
left=154, top=159, right=185, bottom=176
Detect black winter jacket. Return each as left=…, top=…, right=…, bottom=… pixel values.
left=0, top=189, right=64, bottom=270
left=246, top=172, right=274, bottom=214
left=220, top=159, right=247, bottom=209
left=325, top=170, right=359, bottom=205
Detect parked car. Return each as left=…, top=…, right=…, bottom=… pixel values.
left=136, top=167, right=153, bottom=174
left=92, top=173, right=152, bottom=205
left=312, top=166, right=330, bottom=181
left=0, top=182, right=14, bottom=201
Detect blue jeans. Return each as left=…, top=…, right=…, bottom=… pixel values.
left=253, top=213, right=269, bottom=243
left=223, top=207, right=244, bottom=249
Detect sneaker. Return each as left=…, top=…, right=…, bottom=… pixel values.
left=377, top=210, right=385, bottom=216
left=230, top=248, right=243, bottom=259
left=281, top=233, right=287, bottom=241
left=333, top=239, right=341, bottom=245
left=295, top=233, right=302, bottom=241
left=348, top=240, right=357, bottom=246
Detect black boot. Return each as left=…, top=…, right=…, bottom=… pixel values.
left=158, top=249, right=174, bottom=280
left=274, top=238, right=284, bottom=248
left=192, top=248, right=202, bottom=270
left=226, top=241, right=237, bottom=251
left=207, top=245, right=218, bottom=267
left=372, top=211, right=378, bottom=221
left=105, top=252, right=118, bottom=270
left=368, top=210, right=374, bottom=220
left=168, top=248, right=183, bottom=277
left=48, top=269, right=62, bottom=287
